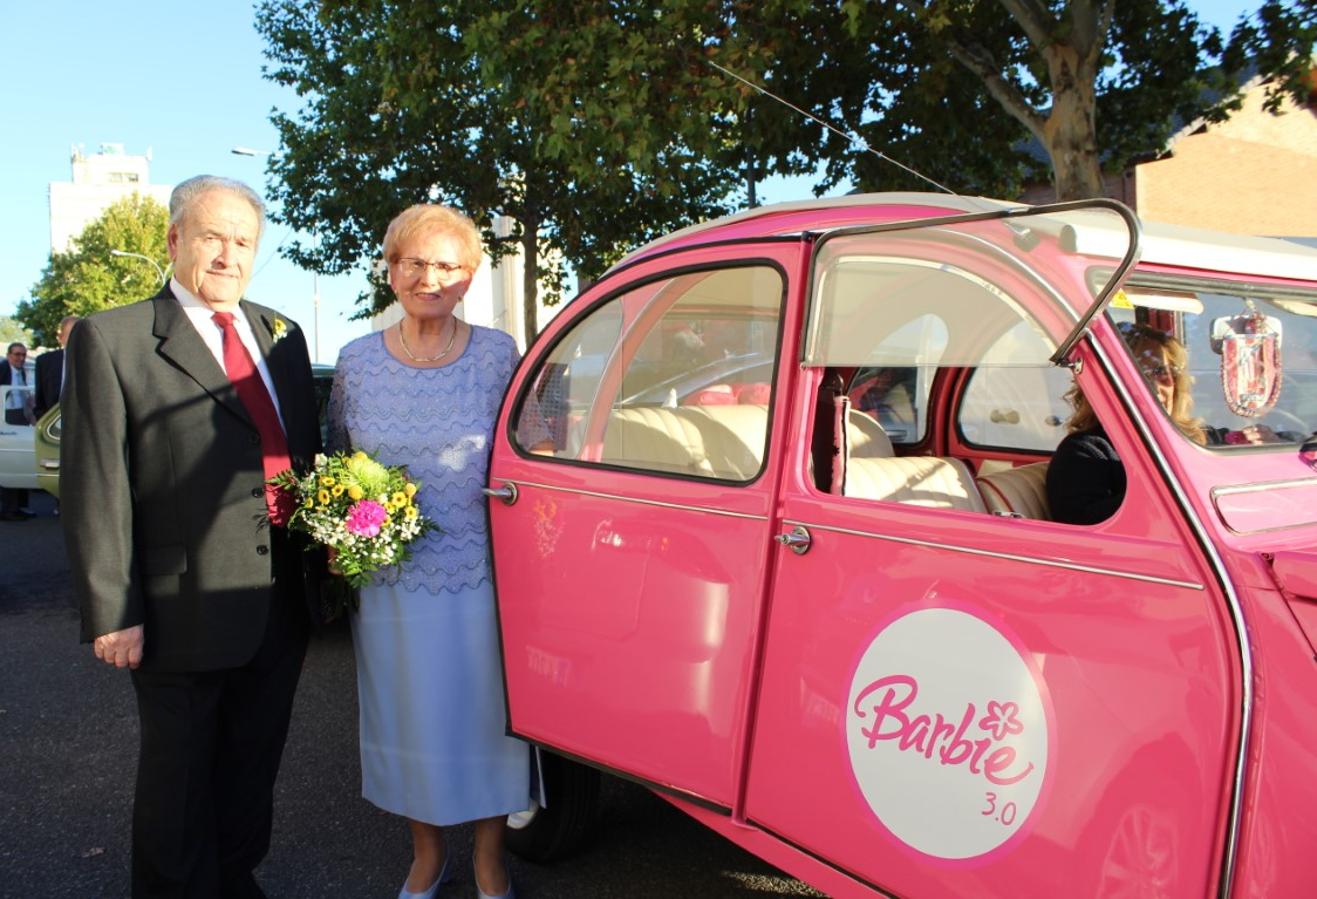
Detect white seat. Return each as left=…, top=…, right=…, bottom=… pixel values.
left=976, top=462, right=1051, bottom=520
left=843, top=456, right=986, bottom=513
left=846, top=409, right=894, bottom=458
left=601, top=404, right=769, bottom=479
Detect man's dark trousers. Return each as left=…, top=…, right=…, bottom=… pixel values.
left=129, top=529, right=308, bottom=899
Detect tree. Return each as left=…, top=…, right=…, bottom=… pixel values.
left=256, top=0, right=752, bottom=344
left=16, top=194, right=169, bottom=346
left=716, top=1, right=1315, bottom=200
left=0, top=316, right=33, bottom=348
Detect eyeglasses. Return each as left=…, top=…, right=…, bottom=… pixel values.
left=394, top=257, right=467, bottom=279
left=1139, top=362, right=1182, bottom=383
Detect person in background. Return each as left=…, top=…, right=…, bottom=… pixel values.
left=34, top=314, right=81, bottom=420
left=62, top=175, right=323, bottom=898
left=1, top=342, right=35, bottom=520
left=1047, top=324, right=1204, bottom=525
left=328, top=204, right=546, bottom=899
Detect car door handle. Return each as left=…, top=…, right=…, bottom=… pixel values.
left=774, top=525, right=811, bottom=555
left=482, top=482, right=519, bottom=506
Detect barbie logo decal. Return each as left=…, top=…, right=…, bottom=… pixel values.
left=846, top=608, right=1050, bottom=860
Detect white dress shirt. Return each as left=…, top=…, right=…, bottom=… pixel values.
left=6, top=364, right=27, bottom=411
left=170, top=279, right=285, bottom=427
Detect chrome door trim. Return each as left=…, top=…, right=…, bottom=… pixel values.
left=506, top=479, right=770, bottom=521
left=1211, top=476, right=1317, bottom=496
left=784, top=519, right=1204, bottom=590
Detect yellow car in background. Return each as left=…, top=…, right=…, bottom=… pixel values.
left=33, top=405, right=60, bottom=498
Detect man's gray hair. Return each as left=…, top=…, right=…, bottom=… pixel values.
left=169, top=175, right=266, bottom=240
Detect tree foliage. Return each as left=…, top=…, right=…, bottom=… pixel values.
left=254, top=1, right=1315, bottom=346
left=256, top=0, right=760, bottom=344
left=16, top=194, right=169, bottom=346
left=719, top=1, right=1315, bottom=200
left=0, top=316, right=33, bottom=348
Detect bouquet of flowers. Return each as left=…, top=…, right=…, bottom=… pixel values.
left=271, top=451, right=434, bottom=592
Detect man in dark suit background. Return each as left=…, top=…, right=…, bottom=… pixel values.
left=62, top=175, right=323, bottom=898
left=33, top=314, right=81, bottom=420
left=1, top=342, right=35, bottom=520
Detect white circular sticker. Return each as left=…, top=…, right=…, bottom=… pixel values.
left=846, top=607, right=1049, bottom=860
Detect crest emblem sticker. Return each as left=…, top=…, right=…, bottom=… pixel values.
left=846, top=607, right=1051, bottom=860
left=1212, top=309, right=1282, bottom=417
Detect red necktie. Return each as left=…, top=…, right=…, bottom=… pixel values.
left=212, top=312, right=294, bottom=525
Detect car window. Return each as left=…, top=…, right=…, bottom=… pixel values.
left=512, top=264, right=784, bottom=481
left=847, top=367, right=929, bottom=445
left=959, top=319, right=1073, bottom=452
left=1109, top=283, right=1317, bottom=448
left=2, top=385, right=35, bottom=425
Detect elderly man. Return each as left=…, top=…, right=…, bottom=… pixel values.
left=62, top=175, right=323, bottom=898
left=1, top=341, right=35, bottom=520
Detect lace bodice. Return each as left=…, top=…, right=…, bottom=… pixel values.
left=327, top=326, right=518, bottom=595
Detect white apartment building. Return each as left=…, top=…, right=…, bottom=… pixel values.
left=49, top=144, right=172, bottom=253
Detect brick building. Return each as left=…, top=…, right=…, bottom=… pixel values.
left=1021, top=74, right=1317, bottom=238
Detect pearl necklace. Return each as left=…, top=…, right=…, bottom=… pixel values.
left=398, top=316, right=458, bottom=363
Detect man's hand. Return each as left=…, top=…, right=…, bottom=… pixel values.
left=93, top=625, right=144, bottom=669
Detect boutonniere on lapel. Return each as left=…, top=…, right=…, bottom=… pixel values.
left=270, top=317, right=288, bottom=345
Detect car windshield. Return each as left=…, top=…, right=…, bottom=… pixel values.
left=1111, top=279, right=1317, bottom=448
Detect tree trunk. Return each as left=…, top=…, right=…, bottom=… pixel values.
left=1041, top=44, right=1104, bottom=201
left=520, top=216, right=540, bottom=349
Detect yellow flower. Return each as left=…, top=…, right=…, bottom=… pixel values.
left=404, top=482, right=417, bottom=497
left=382, top=515, right=392, bottom=528
left=392, top=491, right=408, bottom=507
left=320, top=476, right=336, bottom=487
left=347, top=485, right=364, bottom=500
left=404, top=505, right=418, bottom=519
left=317, top=489, right=330, bottom=505
left=352, top=451, right=368, bottom=463
left=332, top=484, right=345, bottom=497
left=303, top=498, right=314, bottom=509
left=271, top=317, right=288, bottom=343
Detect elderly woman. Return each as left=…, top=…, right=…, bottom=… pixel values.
left=328, top=204, right=534, bottom=899
left=1047, top=324, right=1205, bottom=525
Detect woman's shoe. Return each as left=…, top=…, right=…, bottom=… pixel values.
left=474, top=861, right=514, bottom=899
left=397, top=852, right=453, bottom=899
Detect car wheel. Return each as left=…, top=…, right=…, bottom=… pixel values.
left=506, top=751, right=602, bottom=863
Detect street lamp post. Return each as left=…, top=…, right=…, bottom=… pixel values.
left=231, top=146, right=320, bottom=362
left=109, top=249, right=166, bottom=288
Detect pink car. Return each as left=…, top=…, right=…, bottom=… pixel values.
left=485, top=194, right=1317, bottom=897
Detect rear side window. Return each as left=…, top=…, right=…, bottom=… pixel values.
left=513, top=265, right=784, bottom=481
left=959, top=320, right=1073, bottom=452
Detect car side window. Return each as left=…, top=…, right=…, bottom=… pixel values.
left=958, top=319, right=1073, bottom=452
left=848, top=366, right=927, bottom=445
left=512, top=264, right=784, bottom=481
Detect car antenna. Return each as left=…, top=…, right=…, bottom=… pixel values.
left=705, top=58, right=967, bottom=199
left=705, top=57, right=1039, bottom=242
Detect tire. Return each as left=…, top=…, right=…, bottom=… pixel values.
left=506, top=750, right=602, bottom=863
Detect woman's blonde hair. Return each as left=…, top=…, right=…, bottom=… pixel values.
left=381, top=204, right=483, bottom=271
left=1065, top=323, right=1206, bottom=444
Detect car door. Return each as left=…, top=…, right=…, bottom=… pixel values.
left=742, top=210, right=1239, bottom=896
left=0, top=384, right=38, bottom=490
left=488, top=241, right=803, bottom=809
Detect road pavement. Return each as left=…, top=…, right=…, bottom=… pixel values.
left=0, top=494, right=823, bottom=898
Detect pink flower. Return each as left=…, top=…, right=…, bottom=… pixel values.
left=978, top=700, right=1025, bottom=742
left=345, top=499, right=388, bottom=537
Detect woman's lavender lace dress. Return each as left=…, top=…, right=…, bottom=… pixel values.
left=327, top=325, right=531, bottom=824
